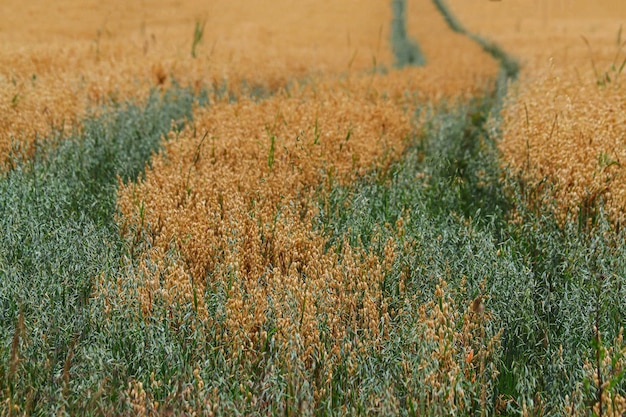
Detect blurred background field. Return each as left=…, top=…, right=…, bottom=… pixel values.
left=0, top=0, right=495, bottom=167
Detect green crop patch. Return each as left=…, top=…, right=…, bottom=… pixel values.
left=391, top=0, right=426, bottom=67
left=0, top=86, right=198, bottom=412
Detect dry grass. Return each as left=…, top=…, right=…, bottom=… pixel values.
left=447, top=0, right=626, bottom=223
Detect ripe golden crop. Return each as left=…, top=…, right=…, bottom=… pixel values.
left=116, top=81, right=410, bottom=367
left=448, top=0, right=626, bottom=222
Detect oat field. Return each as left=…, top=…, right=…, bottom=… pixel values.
left=1, top=1, right=625, bottom=415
